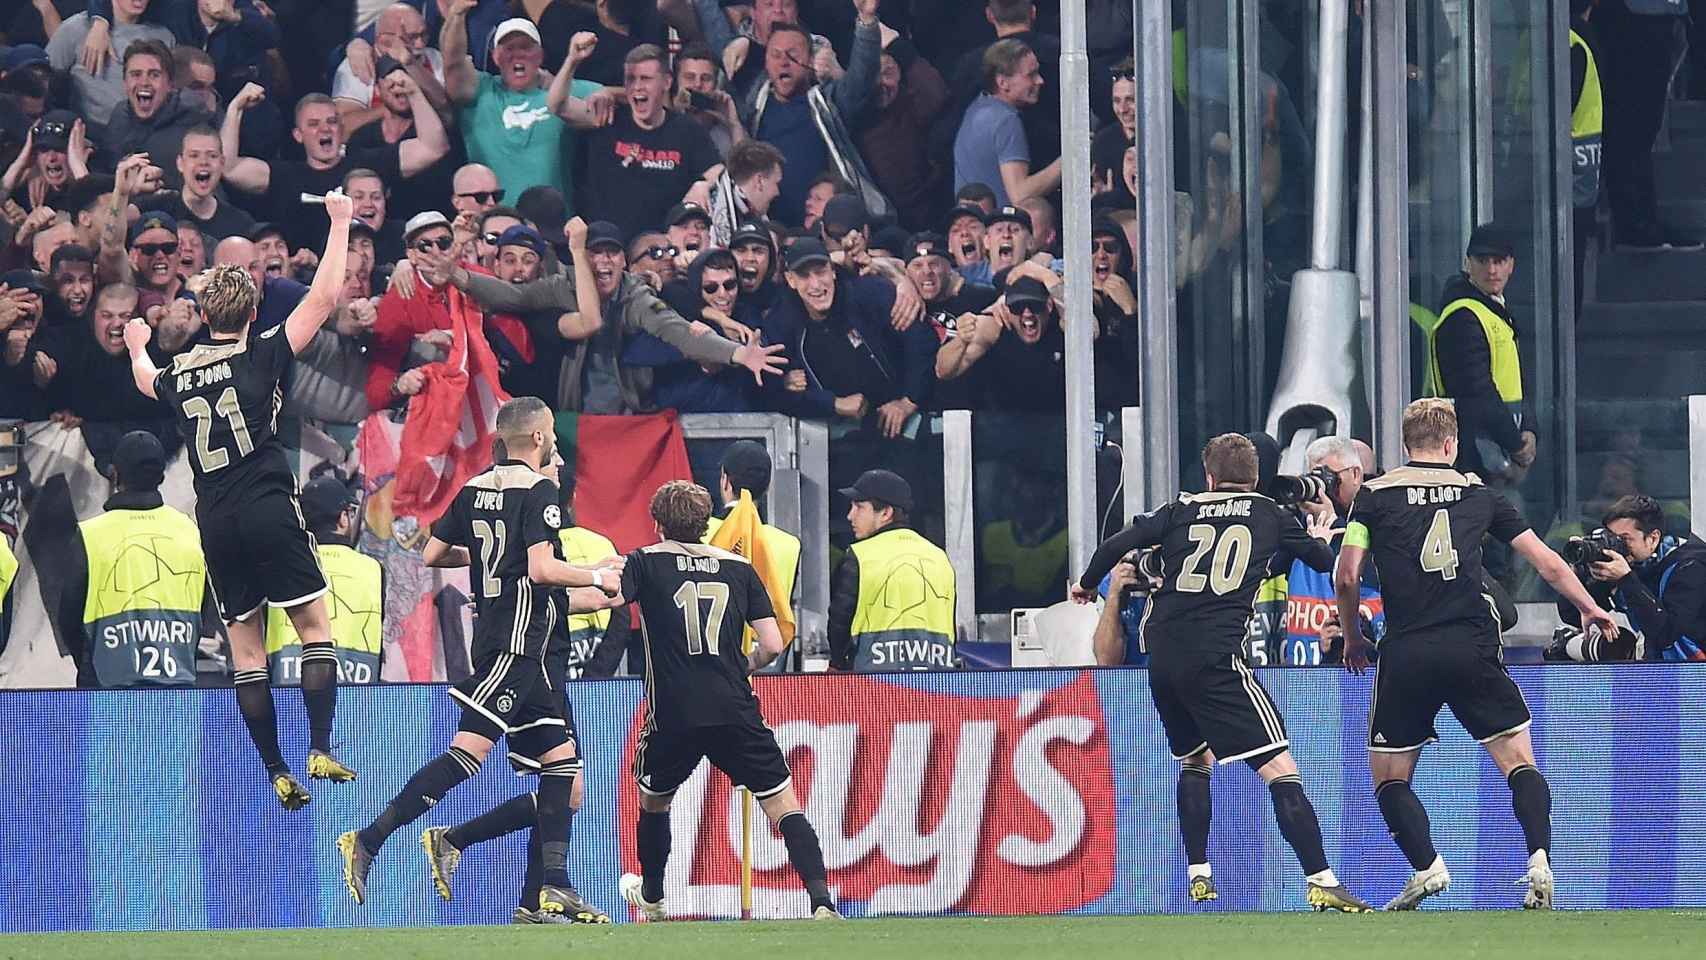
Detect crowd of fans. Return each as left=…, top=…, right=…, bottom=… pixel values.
left=0, top=0, right=1144, bottom=477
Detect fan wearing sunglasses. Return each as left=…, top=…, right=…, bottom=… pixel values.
left=129, top=211, right=189, bottom=313
left=363, top=211, right=467, bottom=410
left=626, top=248, right=766, bottom=413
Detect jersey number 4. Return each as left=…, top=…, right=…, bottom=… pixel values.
left=1177, top=523, right=1253, bottom=595
left=673, top=581, right=730, bottom=655
left=181, top=387, right=254, bottom=473
left=1420, top=508, right=1461, bottom=580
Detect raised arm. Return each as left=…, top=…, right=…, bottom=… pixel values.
left=829, top=2, right=884, bottom=122
left=97, top=154, right=148, bottom=284
left=441, top=0, right=481, bottom=106
left=283, top=192, right=354, bottom=355
left=526, top=540, right=622, bottom=591
left=123, top=317, right=161, bottom=400
left=396, top=74, right=451, bottom=178
left=546, top=33, right=601, bottom=123
left=221, top=83, right=272, bottom=193
left=1510, top=530, right=1619, bottom=638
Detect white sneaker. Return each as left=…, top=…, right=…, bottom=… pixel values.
left=1520, top=853, right=1554, bottom=910
left=812, top=905, right=844, bottom=920
left=619, top=872, right=667, bottom=922
left=1384, top=857, right=1451, bottom=910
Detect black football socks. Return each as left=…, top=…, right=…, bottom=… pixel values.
left=1376, top=779, right=1440, bottom=871
left=357, top=746, right=480, bottom=852
left=1507, top=764, right=1553, bottom=857
left=536, top=759, right=579, bottom=889
left=298, top=643, right=339, bottom=753
left=779, top=811, right=834, bottom=912
left=636, top=809, right=671, bottom=903
left=1267, top=775, right=1331, bottom=877
left=1177, top=765, right=1213, bottom=869
left=233, top=670, right=287, bottom=776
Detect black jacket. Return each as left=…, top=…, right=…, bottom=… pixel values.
left=1433, top=273, right=1534, bottom=477
left=1564, top=535, right=1706, bottom=660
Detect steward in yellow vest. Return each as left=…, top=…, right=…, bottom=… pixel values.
left=829, top=469, right=956, bottom=672
left=1569, top=27, right=1603, bottom=210
left=1421, top=224, right=1536, bottom=480
left=61, top=432, right=207, bottom=688
left=265, top=474, right=383, bottom=685
left=705, top=442, right=801, bottom=660
left=558, top=520, right=625, bottom=678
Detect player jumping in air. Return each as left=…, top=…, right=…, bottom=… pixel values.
left=612, top=481, right=838, bottom=921
left=337, top=397, right=620, bottom=920
left=1076, top=433, right=1373, bottom=912
left=126, top=190, right=358, bottom=809
left=1335, top=398, right=1618, bottom=910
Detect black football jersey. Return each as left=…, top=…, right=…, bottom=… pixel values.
left=154, top=325, right=295, bottom=503
left=621, top=540, right=775, bottom=731
left=431, top=462, right=564, bottom=660
left=1344, top=462, right=1530, bottom=640
left=1128, top=491, right=1333, bottom=655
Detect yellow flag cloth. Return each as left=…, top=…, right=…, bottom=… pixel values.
left=707, top=490, right=796, bottom=649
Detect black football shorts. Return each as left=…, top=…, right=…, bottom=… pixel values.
left=1148, top=646, right=1291, bottom=765
left=631, top=717, right=792, bottom=800
left=199, top=490, right=327, bottom=622
left=1369, top=632, right=1531, bottom=752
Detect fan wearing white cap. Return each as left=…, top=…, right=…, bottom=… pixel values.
left=444, top=3, right=613, bottom=206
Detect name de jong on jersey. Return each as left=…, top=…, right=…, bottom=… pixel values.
left=621, top=541, right=774, bottom=731
left=1344, top=463, right=1530, bottom=640
left=1129, top=491, right=1333, bottom=655
left=153, top=324, right=296, bottom=502
left=431, top=462, right=565, bottom=660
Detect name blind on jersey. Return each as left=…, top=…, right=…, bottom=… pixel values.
left=175, top=361, right=232, bottom=394
left=1407, top=486, right=1463, bottom=505
left=1196, top=500, right=1252, bottom=519
left=678, top=556, right=720, bottom=574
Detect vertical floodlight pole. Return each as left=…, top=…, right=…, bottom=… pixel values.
left=1137, top=0, right=1178, bottom=505
left=1061, top=0, right=1096, bottom=573
left=1370, top=0, right=1411, bottom=467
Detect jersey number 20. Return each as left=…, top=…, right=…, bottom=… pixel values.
left=1177, top=523, right=1253, bottom=595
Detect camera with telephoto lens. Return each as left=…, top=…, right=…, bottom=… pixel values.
left=1267, top=465, right=1340, bottom=507
left=1561, top=527, right=1626, bottom=580
left=1117, top=549, right=1166, bottom=596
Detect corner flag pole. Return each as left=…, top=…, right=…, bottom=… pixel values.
left=741, top=624, right=755, bottom=919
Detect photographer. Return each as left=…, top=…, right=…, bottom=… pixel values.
left=1561, top=495, right=1706, bottom=661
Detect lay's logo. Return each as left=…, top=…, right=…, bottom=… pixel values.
left=617, top=673, right=1116, bottom=918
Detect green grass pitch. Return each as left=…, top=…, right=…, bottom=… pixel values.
left=3, top=912, right=1703, bottom=960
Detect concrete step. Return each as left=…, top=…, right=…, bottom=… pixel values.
left=1658, top=197, right=1706, bottom=229
left=1665, top=99, right=1706, bottom=138
left=1577, top=300, right=1706, bottom=343
left=1652, top=145, right=1706, bottom=199
left=1593, top=249, right=1706, bottom=302
left=1571, top=341, right=1706, bottom=400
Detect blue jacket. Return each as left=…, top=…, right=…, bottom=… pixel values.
left=761, top=273, right=936, bottom=419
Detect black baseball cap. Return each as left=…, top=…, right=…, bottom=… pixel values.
left=988, top=205, right=1032, bottom=231
left=373, top=55, right=408, bottom=81
left=839, top=469, right=913, bottom=513
left=785, top=237, right=832, bottom=272
left=247, top=221, right=286, bottom=243
left=820, top=194, right=868, bottom=236
left=30, top=109, right=76, bottom=151
left=0, top=268, right=47, bottom=296
left=348, top=218, right=377, bottom=240
left=1466, top=222, right=1514, bottom=258
left=665, top=202, right=711, bottom=228
left=720, top=440, right=772, bottom=496
left=905, top=232, right=951, bottom=264
left=1005, top=276, right=1051, bottom=310
left=496, top=223, right=547, bottom=257
left=944, top=203, right=987, bottom=232
left=869, top=225, right=909, bottom=258
left=730, top=221, right=771, bottom=248
left=128, top=210, right=179, bottom=244
left=584, top=220, right=625, bottom=251
left=300, top=474, right=358, bottom=528
left=112, top=430, right=166, bottom=492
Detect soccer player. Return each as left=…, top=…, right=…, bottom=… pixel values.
left=337, top=396, right=619, bottom=920
left=1075, top=434, right=1372, bottom=912
left=420, top=561, right=608, bottom=925
left=1335, top=398, right=1618, bottom=910
left=613, top=481, right=838, bottom=921
left=125, top=190, right=358, bottom=809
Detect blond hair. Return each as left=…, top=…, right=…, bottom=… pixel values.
left=1402, top=398, right=1458, bottom=453
left=1202, top=433, right=1258, bottom=488
left=650, top=480, right=713, bottom=542
left=192, top=263, right=258, bottom=334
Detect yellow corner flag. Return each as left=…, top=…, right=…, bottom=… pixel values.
left=707, top=490, right=796, bottom=648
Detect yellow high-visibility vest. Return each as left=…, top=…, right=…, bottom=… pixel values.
left=1423, top=296, right=1524, bottom=410
left=80, top=505, right=205, bottom=688
left=848, top=527, right=956, bottom=672
left=0, top=537, right=16, bottom=604
left=559, top=524, right=619, bottom=677
left=1570, top=29, right=1604, bottom=209
left=265, top=544, right=382, bottom=685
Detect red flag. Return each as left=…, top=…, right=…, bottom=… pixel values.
left=390, top=285, right=510, bottom=523
left=558, top=412, right=693, bottom=555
